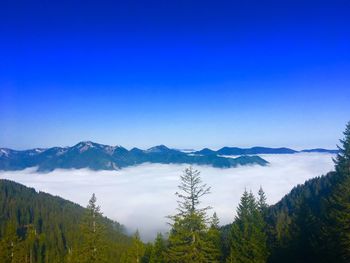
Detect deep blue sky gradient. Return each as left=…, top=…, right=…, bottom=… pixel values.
left=1, top=0, right=349, bottom=149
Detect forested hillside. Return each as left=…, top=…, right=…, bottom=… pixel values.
left=221, top=121, right=350, bottom=263
left=263, top=122, right=350, bottom=262
left=264, top=171, right=341, bottom=262
left=0, top=180, right=132, bottom=262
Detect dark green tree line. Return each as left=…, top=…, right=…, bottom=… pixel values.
left=226, top=189, right=268, bottom=263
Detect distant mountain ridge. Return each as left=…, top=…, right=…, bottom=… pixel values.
left=0, top=142, right=337, bottom=172
left=194, top=146, right=338, bottom=156
left=0, top=141, right=268, bottom=172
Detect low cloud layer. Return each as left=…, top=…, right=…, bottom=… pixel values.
left=0, top=153, right=335, bottom=241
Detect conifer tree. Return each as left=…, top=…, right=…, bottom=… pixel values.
left=257, top=187, right=268, bottom=214
left=334, top=121, right=350, bottom=176
left=120, top=230, right=145, bottom=263
left=131, top=230, right=145, bottom=263
left=150, top=233, right=166, bottom=263
left=327, top=121, right=350, bottom=262
left=166, top=166, right=214, bottom=263
left=0, top=221, right=22, bottom=263
left=25, top=224, right=37, bottom=263
left=142, top=243, right=153, bottom=263
left=78, top=193, right=107, bottom=263
left=227, top=190, right=268, bottom=263
left=206, top=212, right=222, bottom=262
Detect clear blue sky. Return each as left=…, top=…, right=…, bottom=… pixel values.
left=0, top=0, right=349, bottom=150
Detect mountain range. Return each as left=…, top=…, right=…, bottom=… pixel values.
left=0, top=142, right=337, bottom=172
left=0, top=141, right=268, bottom=172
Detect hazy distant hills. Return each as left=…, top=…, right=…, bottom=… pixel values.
left=0, top=141, right=268, bottom=172
left=299, top=148, right=339, bottom=154
left=194, top=146, right=338, bottom=155
left=195, top=147, right=296, bottom=155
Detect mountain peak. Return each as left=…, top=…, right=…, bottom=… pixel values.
left=76, top=140, right=95, bottom=146
left=195, top=148, right=217, bottom=155
left=73, top=141, right=98, bottom=153
left=0, top=149, right=10, bottom=157
left=146, top=145, right=171, bottom=153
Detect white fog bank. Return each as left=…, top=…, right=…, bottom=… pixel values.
left=0, top=153, right=335, bottom=241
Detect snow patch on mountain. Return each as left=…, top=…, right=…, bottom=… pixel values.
left=0, top=149, right=9, bottom=157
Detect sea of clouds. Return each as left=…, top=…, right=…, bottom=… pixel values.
left=0, top=153, right=336, bottom=241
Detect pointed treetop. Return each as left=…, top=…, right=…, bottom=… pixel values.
left=210, top=212, right=220, bottom=228
left=87, top=193, right=101, bottom=215
left=235, top=189, right=251, bottom=220
left=134, top=229, right=141, bottom=240
left=258, top=186, right=268, bottom=212
left=335, top=121, right=350, bottom=174
left=175, top=166, right=211, bottom=217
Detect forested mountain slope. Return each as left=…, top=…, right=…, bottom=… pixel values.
left=0, top=179, right=132, bottom=262
left=220, top=122, right=350, bottom=263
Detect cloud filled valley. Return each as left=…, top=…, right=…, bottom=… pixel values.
left=0, top=153, right=336, bottom=241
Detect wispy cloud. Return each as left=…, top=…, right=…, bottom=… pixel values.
left=0, top=153, right=335, bottom=241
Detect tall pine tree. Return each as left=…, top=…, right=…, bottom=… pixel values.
left=77, top=193, right=107, bottom=263
left=120, top=230, right=145, bottom=263
left=150, top=233, right=166, bottom=263
left=0, top=221, right=23, bottom=263
left=166, top=166, right=218, bottom=263
left=257, top=187, right=268, bottom=214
